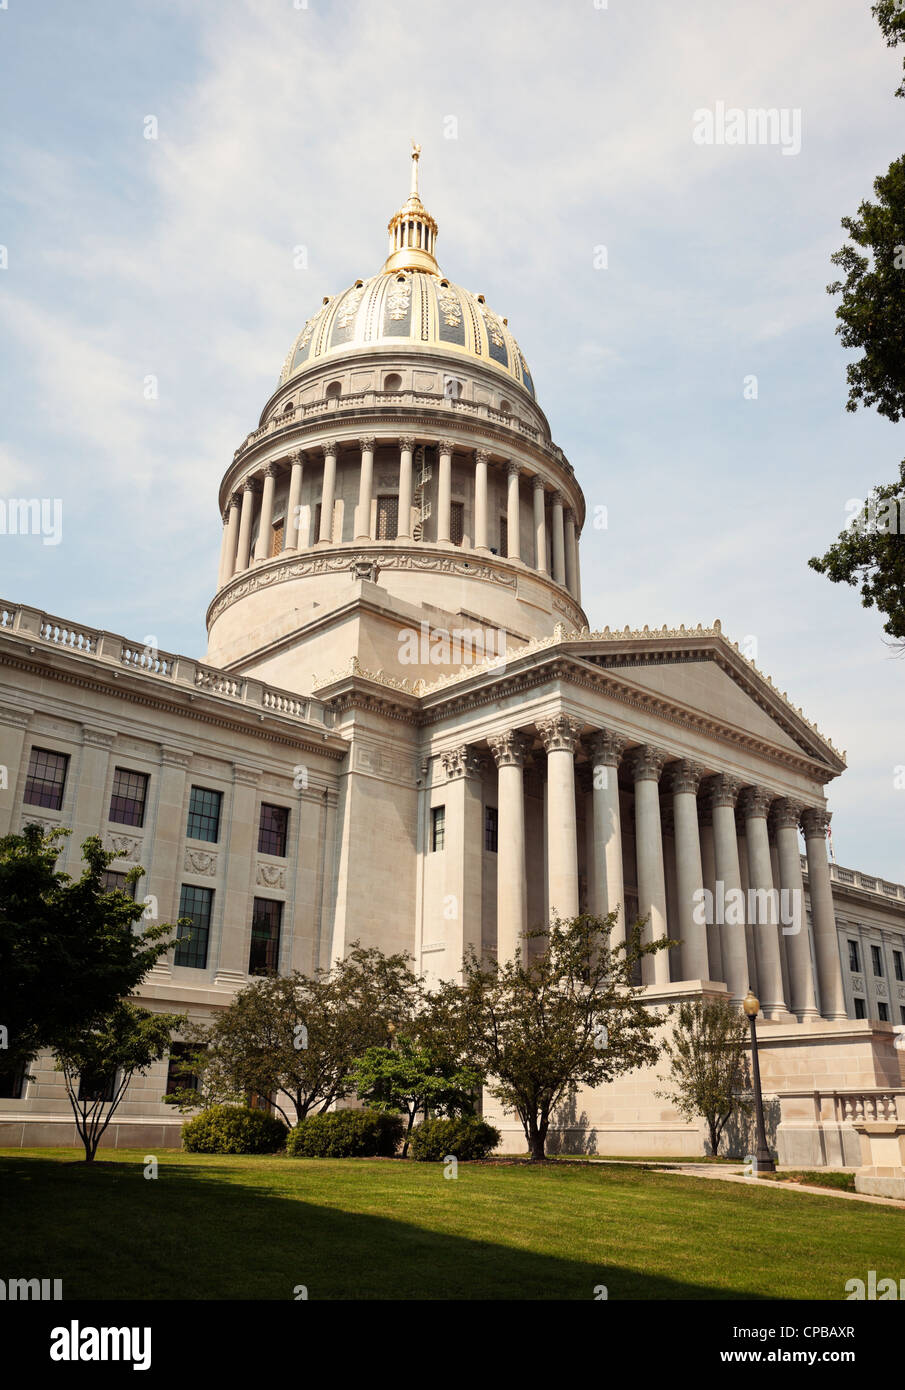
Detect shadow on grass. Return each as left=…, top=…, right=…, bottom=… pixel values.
left=0, top=1152, right=771, bottom=1301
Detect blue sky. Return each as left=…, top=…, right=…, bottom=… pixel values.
left=1, top=0, right=903, bottom=878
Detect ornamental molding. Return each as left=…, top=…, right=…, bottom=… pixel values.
left=487, top=728, right=531, bottom=768
left=81, top=726, right=116, bottom=749
left=233, top=766, right=262, bottom=787
left=256, top=863, right=286, bottom=889
left=184, top=848, right=217, bottom=876
left=106, top=833, right=142, bottom=862
left=0, top=702, right=31, bottom=729
left=537, top=714, right=582, bottom=754
left=21, top=813, right=61, bottom=833
left=852, top=975, right=865, bottom=993
left=160, top=747, right=193, bottom=770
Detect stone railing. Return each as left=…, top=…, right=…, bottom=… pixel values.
left=0, top=601, right=333, bottom=729
left=778, top=1088, right=905, bottom=1125
left=800, top=855, right=905, bottom=903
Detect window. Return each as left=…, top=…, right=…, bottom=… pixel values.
left=100, top=869, right=135, bottom=898
left=270, top=520, right=284, bottom=557
left=187, top=786, right=222, bottom=843
left=258, top=803, right=289, bottom=857
left=848, top=940, right=861, bottom=973
left=901, top=1006, right=905, bottom=1026
left=450, top=501, right=465, bottom=547
left=499, top=398, right=512, bottom=415
left=325, top=380, right=342, bottom=400
left=23, top=747, right=69, bottom=810
left=853, top=997, right=866, bottom=1019
left=78, top=1068, right=117, bottom=1103
left=484, top=806, right=498, bottom=853
left=376, top=495, right=399, bottom=540
left=431, top=805, right=445, bottom=852
left=878, top=1002, right=890, bottom=1022
left=174, top=884, right=213, bottom=970
left=871, top=944, right=884, bottom=977
left=0, top=1063, right=25, bottom=1100
left=249, top=897, right=282, bottom=975
left=313, top=502, right=322, bottom=543
left=165, top=1043, right=200, bottom=1098
left=894, top=951, right=904, bottom=983
left=109, top=767, right=149, bottom=827
left=499, top=515, right=508, bottom=557
left=383, top=372, right=402, bottom=392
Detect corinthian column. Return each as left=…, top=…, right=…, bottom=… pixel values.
left=506, top=461, right=521, bottom=561
left=254, top=464, right=278, bottom=561
left=235, top=480, right=256, bottom=572
left=626, top=744, right=670, bottom=986
left=564, top=509, right=577, bottom=595
left=319, top=440, right=337, bottom=543
left=397, top=436, right=414, bottom=539
left=588, top=730, right=627, bottom=940
left=772, top=799, right=819, bottom=1020
left=802, top=807, right=847, bottom=1020
left=355, top=436, right=375, bottom=540
left=740, top=787, right=788, bottom=1019
left=488, top=729, right=530, bottom=965
left=284, top=451, right=304, bottom=551
left=437, top=439, right=453, bottom=542
left=218, top=492, right=241, bottom=587
left=537, top=714, right=581, bottom=920
left=533, top=477, right=548, bottom=574
left=551, top=492, right=566, bottom=585
left=705, top=774, right=749, bottom=1006
left=473, top=448, right=489, bottom=552
left=667, top=760, right=709, bottom=981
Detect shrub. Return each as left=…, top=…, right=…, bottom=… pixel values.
left=181, top=1104, right=288, bottom=1154
left=286, top=1108, right=403, bottom=1158
left=409, top=1116, right=500, bottom=1162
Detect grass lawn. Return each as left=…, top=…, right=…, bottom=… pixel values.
left=1, top=1147, right=901, bottom=1300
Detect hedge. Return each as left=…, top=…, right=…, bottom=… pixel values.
left=181, top=1104, right=288, bottom=1154
left=409, top=1116, right=501, bottom=1162
left=286, top=1109, right=403, bottom=1158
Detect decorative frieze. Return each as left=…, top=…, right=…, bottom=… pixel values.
left=184, top=848, right=217, bottom=876
left=105, top=833, right=142, bottom=861
left=256, top=863, right=286, bottom=889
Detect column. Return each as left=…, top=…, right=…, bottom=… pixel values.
left=802, top=807, right=847, bottom=1020
left=626, top=745, right=670, bottom=986
left=318, top=440, right=337, bottom=543
left=217, top=493, right=241, bottom=587
left=397, top=436, right=414, bottom=539
left=506, top=461, right=521, bottom=561
left=740, top=788, right=789, bottom=1019
left=570, top=520, right=582, bottom=604
left=254, top=464, right=278, bottom=562
left=436, top=440, right=453, bottom=542
left=355, top=435, right=375, bottom=541
left=488, top=729, right=529, bottom=966
left=235, top=480, right=256, bottom=572
left=564, top=509, right=577, bottom=595
left=533, top=477, right=548, bottom=574
left=706, top=774, right=749, bottom=1006
left=284, top=451, right=304, bottom=551
left=66, top=727, right=115, bottom=878
left=772, top=799, right=819, bottom=1019
left=150, top=747, right=193, bottom=928
left=667, top=760, right=709, bottom=981
left=551, top=492, right=566, bottom=585
left=472, top=448, right=489, bottom=552
left=537, top=715, right=581, bottom=920
left=588, top=730, right=627, bottom=941
left=439, top=745, right=484, bottom=967
left=699, top=804, right=723, bottom=983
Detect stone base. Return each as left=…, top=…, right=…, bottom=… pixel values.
left=855, top=1174, right=905, bottom=1199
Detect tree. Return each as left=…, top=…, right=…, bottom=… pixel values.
left=656, top=998, right=752, bottom=1157
left=347, top=1033, right=483, bottom=1157
left=55, top=1002, right=185, bottom=1162
left=808, top=462, right=905, bottom=644
left=168, top=945, right=423, bottom=1127
left=434, top=912, right=671, bottom=1161
left=873, top=0, right=905, bottom=100
left=0, top=825, right=176, bottom=1077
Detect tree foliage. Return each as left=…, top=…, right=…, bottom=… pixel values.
left=809, top=461, right=905, bottom=643
left=347, top=1034, right=483, bottom=1156
left=656, top=998, right=752, bottom=1157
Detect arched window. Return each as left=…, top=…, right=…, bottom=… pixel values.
left=282, top=401, right=294, bottom=414
left=325, top=381, right=342, bottom=401
left=499, top=398, right=512, bottom=416
left=384, top=373, right=403, bottom=393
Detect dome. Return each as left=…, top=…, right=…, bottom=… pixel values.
left=278, top=143, right=536, bottom=399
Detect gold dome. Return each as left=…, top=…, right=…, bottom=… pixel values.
left=279, top=144, right=536, bottom=399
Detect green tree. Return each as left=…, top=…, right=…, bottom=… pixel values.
left=347, top=1033, right=483, bottom=1157
left=435, top=912, right=671, bottom=1161
left=808, top=462, right=905, bottom=643
left=55, top=1002, right=186, bottom=1162
left=656, top=998, right=752, bottom=1157
left=873, top=0, right=905, bottom=100
left=0, top=825, right=176, bottom=1077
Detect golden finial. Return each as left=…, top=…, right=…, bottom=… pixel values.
left=410, top=139, right=421, bottom=197
left=383, top=140, right=439, bottom=275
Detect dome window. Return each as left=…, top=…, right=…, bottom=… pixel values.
left=499, top=399, right=512, bottom=415
left=354, top=280, right=364, bottom=288
left=384, top=373, right=403, bottom=393
left=282, top=401, right=294, bottom=413
left=443, top=375, right=464, bottom=401
left=477, top=294, right=486, bottom=304
left=325, top=380, right=342, bottom=401
left=439, top=279, right=449, bottom=288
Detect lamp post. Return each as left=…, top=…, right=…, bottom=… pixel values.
left=743, top=989, right=776, bottom=1174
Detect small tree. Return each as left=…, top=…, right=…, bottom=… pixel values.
left=656, top=998, right=752, bottom=1157
left=347, top=1034, right=483, bottom=1157
left=55, top=1002, right=185, bottom=1162
left=435, top=912, right=671, bottom=1161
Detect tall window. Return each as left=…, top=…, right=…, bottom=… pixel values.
left=109, top=767, right=149, bottom=827
left=848, top=940, right=861, bottom=973
left=894, top=951, right=904, bottom=983
left=450, top=501, right=465, bottom=546
left=376, top=495, right=399, bottom=540
left=871, top=944, right=884, bottom=977
left=0, top=1063, right=26, bottom=1100
left=431, top=805, right=445, bottom=852
left=484, top=806, right=498, bottom=853
left=258, top=804, right=289, bottom=857
left=249, top=898, right=282, bottom=975
left=270, top=520, right=285, bottom=557
left=174, top=884, right=213, bottom=970
left=100, top=869, right=135, bottom=898
left=313, top=502, right=322, bottom=543
left=23, top=747, right=69, bottom=810
left=78, top=1068, right=117, bottom=1102
left=499, top=515, right=508, bottom=557
left=165, top=1043, right=201, bottom=1098
left=878, top=1002, right=890, bottom=1022
left=187, top=786, right=222, bottom=843
left=853, top=997, right=866, bottom=1019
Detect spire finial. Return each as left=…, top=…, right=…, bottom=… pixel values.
left=382, top=141, right=439, bottom=275
left=410, top=139, right=421, bottom=197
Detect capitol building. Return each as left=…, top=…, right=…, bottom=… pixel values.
left=2, top=149, right=904, bottom=1161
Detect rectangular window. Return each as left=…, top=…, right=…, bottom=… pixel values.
left=258, top=803, right=289, bottom=857
left=894, top=951, right=904, bottom=983
left=853, top=997, right=867, bottom=1019
left=871, top=944, right=884, bottom=977
left=174, top=884, right=213, bottom=970
left=848, top=940, right=861, bottom=973
left=450, top=501, right=465, bottom=547
left=23, top=747, right=69, bottom=811
left=313, top=502, right=322, bottom=544
left=431, top=805, right=445, bottom=852
left=165, top=1043, right=200, bottom=1098
left=376, top=495, right=399, bottom=540
left=109, top=767, right=149, bottom=827
left=499, top=515, right=508, bottom=557
left=100, top=869, right=135, bottom=898
left=901, top=1006, right=905, bottom=1026
left=878, top=1002, right=890, bottom=1022
left=484, top=805, right=498, bottom=853
left=0, top=1063, right=26, bottom=1100
left=270, top=520, right=284, bottom=557
left=249, top=897, right=282, bottom=975
left=187, top=786, right=223, bottom=843
left=78, top=1068, right=117, bottom=1103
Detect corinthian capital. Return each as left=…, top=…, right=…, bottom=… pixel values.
left=537, top=714, right=582, bottom=754
left=440, top=744, right=483, bottom=780
left=399, top=435, right=416, bottom=452
left=801, top=806, right=831, bottom=839
left=359, top=435, right=375, bottom=452
left=487, top=729, right=530, bottom=768
left=625, top=744, right=668, bottom=784
left=704, top=773, right=743, bottom=810
left=770, top=797, right=804, bottom=831
left=738, top=786, right=773, bottom=821
left=321, top=439, right=338, bottom=458
left=474, top=447, right=491, bottom=466
left=665, top=759, right=705, bottom=796
left=588, top=729, right=628, bottom=768
left=438, top=439, right=455, bottom=457
left=505, top=458, right=521, bottom=477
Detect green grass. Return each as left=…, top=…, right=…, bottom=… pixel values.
left=1, top=1147, right=901, bottom=1300
left=758, top=1170, right=857, bottom=1193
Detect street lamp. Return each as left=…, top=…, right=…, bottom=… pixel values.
left=742, top=989, right=776, bottom=1174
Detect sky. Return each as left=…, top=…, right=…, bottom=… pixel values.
left=1, top=0, right=903, bottom=879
